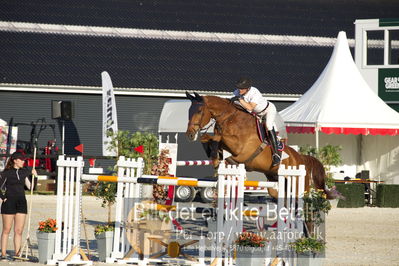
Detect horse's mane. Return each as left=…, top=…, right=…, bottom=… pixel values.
left=204, top=96, right=253, bottom=116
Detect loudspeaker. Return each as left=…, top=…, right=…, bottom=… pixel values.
left=360, top=170, right=369, bottom=179
left=52, top=100, right=73, bottom=120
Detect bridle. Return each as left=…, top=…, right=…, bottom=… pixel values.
left=188, top=99, right=237, bottom=134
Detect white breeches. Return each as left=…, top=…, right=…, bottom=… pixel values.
left=258, top=102, right=277, bottom=130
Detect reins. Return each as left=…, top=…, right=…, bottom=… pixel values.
left=193, top=99, right=237, bottom=134
left=206, top=101, right=238, bottom=133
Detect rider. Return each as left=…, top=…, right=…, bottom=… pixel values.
left=231, top=77, right=281, bottom=165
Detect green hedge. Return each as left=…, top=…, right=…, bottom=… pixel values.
left=376, top=184, right=399, bottom=208
left=335, top=183, right=365, bottom=208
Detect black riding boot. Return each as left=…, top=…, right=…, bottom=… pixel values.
left=268, top=128, right=281, bottom=166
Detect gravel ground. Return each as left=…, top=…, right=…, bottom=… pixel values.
left=323, top=207, right=399, bottom=266
left=0, top=195, right=398, bottom=265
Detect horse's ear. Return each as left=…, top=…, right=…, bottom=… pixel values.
left=185, top=91, right=195, bottom=101
left=193, top=92, right=203, bottom=102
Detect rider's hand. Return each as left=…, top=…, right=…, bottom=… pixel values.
left=230, top=96, right=240, bottom=102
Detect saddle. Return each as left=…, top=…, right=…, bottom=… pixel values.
left=231, top=103, right=284, bottom=151
left=254, top=116, right=284, bottom=151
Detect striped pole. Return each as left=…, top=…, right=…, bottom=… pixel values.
left=81, top=174, right=277, bottom=189
left=81, top=174, right=217, bottom=188
left=176, top=160, right=213, bottom=166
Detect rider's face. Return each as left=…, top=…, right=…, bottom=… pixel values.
left=238, top=88, right=249, bottom=95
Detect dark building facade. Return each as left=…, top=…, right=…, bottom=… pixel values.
left=0, top=0, right=397, bottom=158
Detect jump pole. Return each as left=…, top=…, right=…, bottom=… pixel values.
left=80, top=174, right=277, bottom=189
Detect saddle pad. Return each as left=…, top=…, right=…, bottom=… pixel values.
left=255, top=116, right=284, bottom=151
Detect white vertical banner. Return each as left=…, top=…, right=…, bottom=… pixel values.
left=102, top=71, right=118, bottom=156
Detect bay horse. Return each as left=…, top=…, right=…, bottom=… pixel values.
left=185, top=92, right=340, bottom=199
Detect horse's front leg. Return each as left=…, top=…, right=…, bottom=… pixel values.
left=200, top=134, right=222, bottom=176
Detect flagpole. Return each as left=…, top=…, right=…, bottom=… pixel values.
left=73, top=144, right=91, bottom=259
left=80, top=147, right=91, bottom=259
left=15, top=147, right=37, bottom=260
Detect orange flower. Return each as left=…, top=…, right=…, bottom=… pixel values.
left=38, top=218, right=57, bottom=233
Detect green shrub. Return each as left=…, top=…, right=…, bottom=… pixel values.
left=299, top=144, right=342, bottom=188
left=94, top=130, right=159, bottom=223
left=289, top=237, right=325, bottom=254
left=376, top=184, right=399, bottom=208
left=335, top=183, right=365, bottom=208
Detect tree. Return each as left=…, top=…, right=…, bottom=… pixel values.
left=299, top=144, right=343, bottom=188
left=93, top=130, right=159, bottom=223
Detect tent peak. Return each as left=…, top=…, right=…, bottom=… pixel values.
left=280, top=30, right=399, bottom=136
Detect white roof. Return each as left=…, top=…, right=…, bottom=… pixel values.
left=159, top=100, right=191, bottom=133
left=159, top=99, right=216, bottom=133
left=280, top=31, right=399, bottom=135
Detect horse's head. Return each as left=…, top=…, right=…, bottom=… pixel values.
left=185, top=92, right=212, bottom=141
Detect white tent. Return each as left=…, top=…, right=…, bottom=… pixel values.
left=280, top=31, right=399, bottom=183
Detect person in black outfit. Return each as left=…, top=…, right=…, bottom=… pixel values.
left=0, top=152, right=36, bottom=260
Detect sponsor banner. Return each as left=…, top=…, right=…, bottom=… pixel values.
left=0, top=126, right=18, bottom=171
left=102, top=71, right=118, bottom=156
left=378, top=68, right=399, bottom=102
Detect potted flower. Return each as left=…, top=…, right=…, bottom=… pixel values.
left=94, top=222, right=115, bottom=262
left=37, top=218, right=57, bottom=264
left=290, top=237, right=325, bottom=266
left=235, top=232, right=268, bottom=266
left=303, top=188, right=331, bottom=235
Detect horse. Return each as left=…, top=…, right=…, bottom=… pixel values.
left=185, top=92, right=340, bottom=200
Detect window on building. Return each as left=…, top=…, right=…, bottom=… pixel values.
left=366, top=30, right=384, bottom=65
left=366, top=29, right=399, bottom=66
left=389, top=30, right=399, bottom=65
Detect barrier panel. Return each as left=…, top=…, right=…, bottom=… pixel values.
left=49, top=155, right=306, bottom=266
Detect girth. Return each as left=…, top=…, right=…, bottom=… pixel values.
left=225, top=140, right=268, bottom=165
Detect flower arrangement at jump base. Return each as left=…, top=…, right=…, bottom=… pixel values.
left=94, top=223, right=115, bottom=236
left=235, top=232, right=267, bottom=247
left=235, top=232, right=269, bottom=266
left=303, top=188, right=331, bottom=225
left=37, top=218, right=57, bottom=233
left=37, top=218, right=58, bottom=264
left=289, top=236, right=326, bottom=254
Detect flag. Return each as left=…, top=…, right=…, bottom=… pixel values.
left=89, top=158, right=96, bottom=167
left=134, top=145, right=144, bottom=153
left=74, top=144, right=84, bottom=153
left=102, top=71, right=118, bottom=156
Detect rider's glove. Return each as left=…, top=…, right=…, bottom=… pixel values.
left=230, top=96, right=240, bottom=102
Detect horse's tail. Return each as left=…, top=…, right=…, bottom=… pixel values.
left=301, top=154, right=345, bottom=200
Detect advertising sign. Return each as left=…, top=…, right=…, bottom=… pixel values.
left=0, top=126, right=18, bottom=171
left=378, top=68, right=399, bottom=101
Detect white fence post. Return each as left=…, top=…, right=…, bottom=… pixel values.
left=277, top=164, right=306, bottom=265
left=49, top=156, right=87, bottom=265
